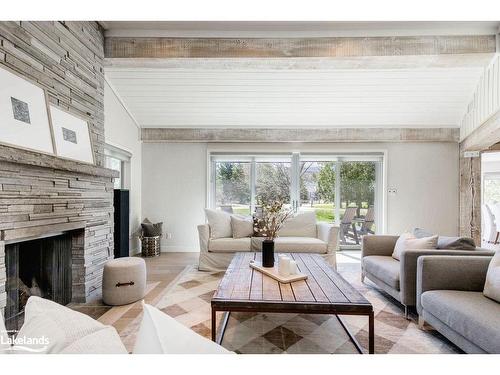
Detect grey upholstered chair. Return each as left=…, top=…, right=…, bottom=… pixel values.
left=417, top=255, right=499, bottom=353
left=361, top=235, right=494, bottom=319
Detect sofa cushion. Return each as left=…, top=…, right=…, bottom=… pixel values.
left=274, top=237, right=327, bottom=253
left=413, top=228, right=476, bottom=250
left=392, top=234, right=437, bottom=261
left=363, top=256, right=400, bottom=290
left=484, top=250, right=500, bottom=303
left=205, top=208, right=232, bottom=239
left=421, top=290, right=500, bottom=354
left=279, top=211, right=317, bottom=238
left=231, top=215, right=253, bottom=238
left=208, top=237, right=251, bottom=253
left=392, top=232, right=415, bottom=261
left=13, top=296, right=126, bottom=354
left=134, top=303, right=232, bottom=354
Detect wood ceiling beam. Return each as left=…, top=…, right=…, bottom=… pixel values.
left=104, top=54, right=495, bottom=70
left=141, top=127, right=459, bottom=143
left=460, top=110, right=500, bottom=151
left=105, top=35, right=496, bottom=59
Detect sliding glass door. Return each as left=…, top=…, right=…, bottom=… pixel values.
left=298, top=159, right=337, bottom=223
left=210, top=153, right=383, bottom=247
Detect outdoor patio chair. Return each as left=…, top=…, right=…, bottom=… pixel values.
left=358, top=206, right=375, bottom=236
left=339, top=206, right=359, bottom=245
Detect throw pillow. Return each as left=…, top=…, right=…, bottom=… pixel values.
left=392, top=232, right=415, bottom=261
left=484, top=251, right=500, bottom=303
left=279, top=211, right=317, bottom=238
left=436, top=236, right=476, bottom=250
left=141, top=218, right=163, bottom=237
left=133, top=303, right=232, bottom=354
left=205, top=208, right=232, bottom=239
left=231, top=215, right=253, bottom=238
left=12, top=296, right=127, bottom=354
left=252, top=215, right=268, bottom=237
left=413, top=227, right=475, bottom=250
left=404, top=235, right=438, bottom=252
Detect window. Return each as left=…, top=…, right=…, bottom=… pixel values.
left=210, top=153, right=384, bottom=248
left=483, top=173, right=500, bottom=205
left=299, top=160, right=337, bottom=223
left=214, top=161, right=251, bottom=215
left=104, top=144, right=132, bottom=190
left=106, top=156, right=123, bottom=189
left=255, top=158, right=291, bottom=205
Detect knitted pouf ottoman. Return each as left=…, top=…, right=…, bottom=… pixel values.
left=102, top=257, right=146, bottom=306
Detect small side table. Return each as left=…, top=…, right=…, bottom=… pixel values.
left=141, top=236, right=161, bottom=257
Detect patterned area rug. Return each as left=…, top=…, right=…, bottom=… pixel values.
left=155, top=261, right=461, bottom=354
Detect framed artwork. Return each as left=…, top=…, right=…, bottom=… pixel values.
left=50, top=105, right=94, bottom=164
left=0, top=65, right=54, bottom=154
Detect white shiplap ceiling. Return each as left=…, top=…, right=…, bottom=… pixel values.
left=105, top=64, right=489, bottom=128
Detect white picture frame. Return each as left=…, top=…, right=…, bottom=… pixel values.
left=0, top=65, right=54, bottom=154
left=50, top=105, right=95, bottom=164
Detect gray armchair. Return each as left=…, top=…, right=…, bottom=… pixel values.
left=416, top=255, right=499, bottom=353
left=361, top=235, right=494, bottom=318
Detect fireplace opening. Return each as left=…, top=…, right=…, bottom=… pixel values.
left=4, top=232, right=73, bottom=331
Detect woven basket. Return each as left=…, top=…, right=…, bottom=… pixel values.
left=141, top=236, right=161, bottom=257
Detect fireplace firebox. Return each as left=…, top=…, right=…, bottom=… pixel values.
left=4, top=232, right=73, bottom=331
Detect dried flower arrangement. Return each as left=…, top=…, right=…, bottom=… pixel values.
left=253, top=200, right=294, bottom=241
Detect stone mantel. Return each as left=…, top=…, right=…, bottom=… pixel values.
left=0, top=144, right=119, bottom=179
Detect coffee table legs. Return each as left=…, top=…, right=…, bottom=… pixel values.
left=211, top=308, right=374, bottom=354
left=211, top=308, right=230, bottom=345
left=369, top=311, right=374, bottom=354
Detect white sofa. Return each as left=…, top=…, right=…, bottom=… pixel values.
left=198, top=210, right=339, bottom=271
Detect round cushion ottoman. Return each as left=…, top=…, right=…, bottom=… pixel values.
left=102, top=257, right=146, bottom=306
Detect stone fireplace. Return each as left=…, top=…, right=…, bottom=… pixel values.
left=0, top=21, right=118, bottom=323
left=0, top=152, right=118, bottom=321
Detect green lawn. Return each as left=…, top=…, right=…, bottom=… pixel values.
left=226, top=203, right=369, bottom=224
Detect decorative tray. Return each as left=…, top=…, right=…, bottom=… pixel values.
left=249, top=260, right=308, bottom=283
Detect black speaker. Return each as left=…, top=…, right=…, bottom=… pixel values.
left=113, top=189, right=130, bottom=258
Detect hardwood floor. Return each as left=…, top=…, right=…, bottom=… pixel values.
left=69, top=251, right=361, bottom=352
left=69, top=252, right=199, bottom=325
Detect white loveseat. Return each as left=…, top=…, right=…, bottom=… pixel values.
left=198, top=210, right=339, bottom=271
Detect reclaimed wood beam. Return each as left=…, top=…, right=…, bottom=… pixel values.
left=459, top=147, right=481, bottom=243
left=105, top=35, right=496, bottom=59
left=104, top=54, right=495, bottom=70
left=140, top=127, right=459, bottom=143
left=460, top=110, right=500, bottom=151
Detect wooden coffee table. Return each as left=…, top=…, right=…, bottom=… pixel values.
left=211, top=252, right=374, bottom=354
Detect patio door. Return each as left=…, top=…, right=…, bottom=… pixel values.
left=297, top=157, right=338, bottom=223
left=210, top=152, right=384, bottom=247
left=339, top=159, right=380, bottom=248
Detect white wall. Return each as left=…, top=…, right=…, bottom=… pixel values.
left=142, top=141, right=459, bottom=252
left=142, top=143, right=207, bottom=252
left=104, top=80, right=142, bottom=254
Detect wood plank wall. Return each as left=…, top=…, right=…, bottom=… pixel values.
left=0, top=21, right=105, bottom=166
left=460, top=54, right=500, bottom=142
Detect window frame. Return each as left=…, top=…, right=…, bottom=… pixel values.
left=209, top=151, right=384, bottom=234
left=104, top=143, right=132, bottom=190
